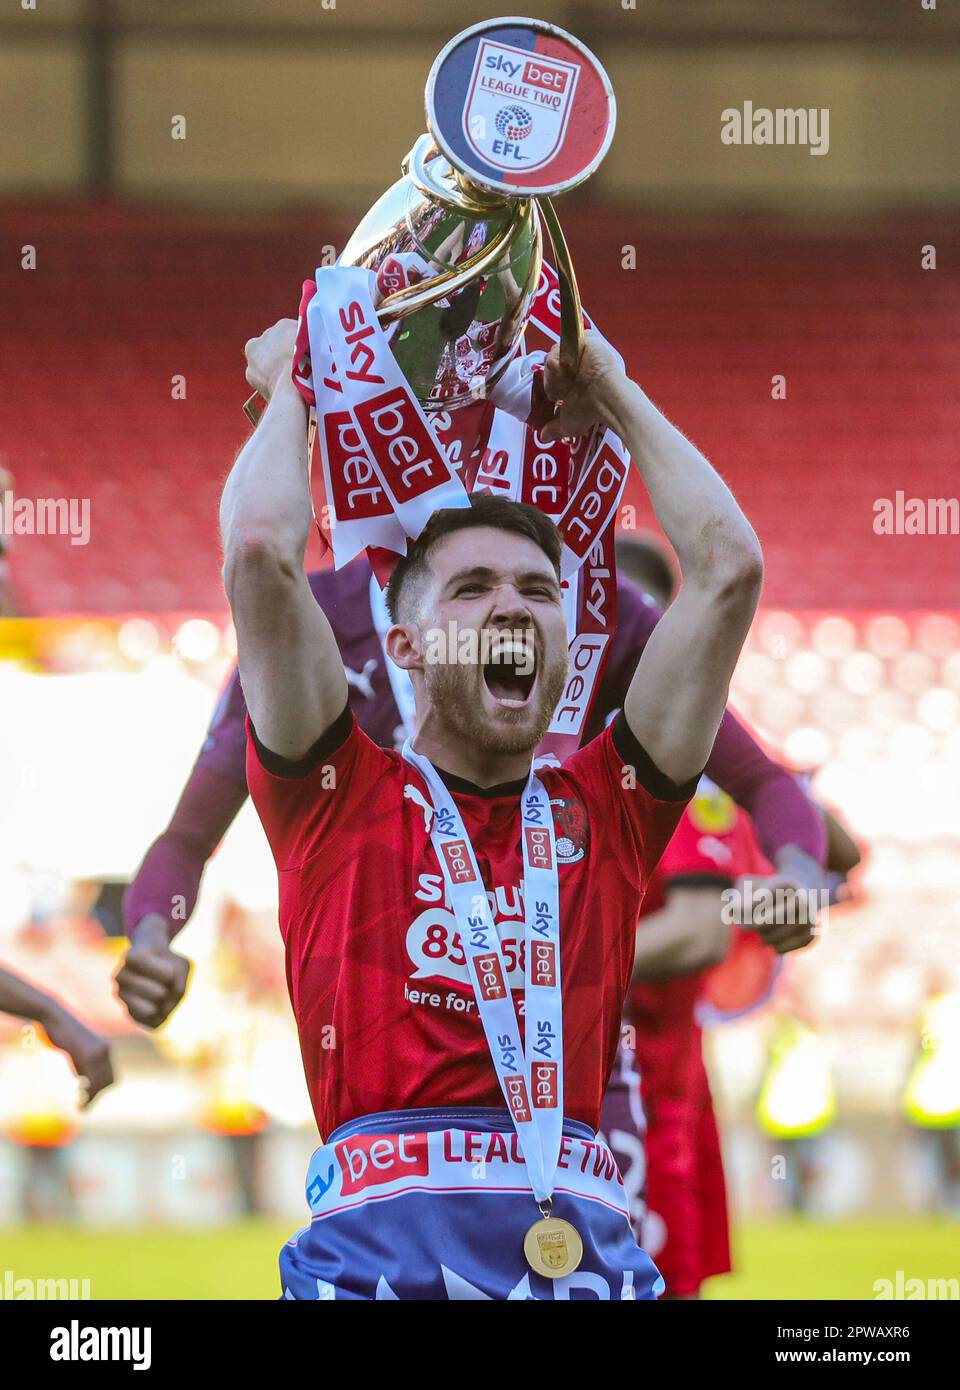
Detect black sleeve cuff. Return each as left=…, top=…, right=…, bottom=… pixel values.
left=611, top=710, right=702, bottom=802
left=250, top=701, right=353, bottom=779
left=664, top=872, right=733, bottom=891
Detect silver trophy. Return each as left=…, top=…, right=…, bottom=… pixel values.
left=245, top=17, right=615, bottom=423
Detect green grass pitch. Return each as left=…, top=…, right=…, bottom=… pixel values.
left=0, top=1218, right=956, bottom=1300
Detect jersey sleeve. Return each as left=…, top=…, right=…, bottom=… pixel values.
left=560, top=713, right=700, bottom=892
left=196, top=667, right=250, bottom=784
left=245, top=703, right=393, bottom=872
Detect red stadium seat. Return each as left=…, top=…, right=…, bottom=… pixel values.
left=1, top=201, right=957, bottom=614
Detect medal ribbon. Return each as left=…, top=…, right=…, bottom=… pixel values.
left=401, top=742, right=564, bottom=1207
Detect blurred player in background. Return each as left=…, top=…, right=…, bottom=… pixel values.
left=602, top=539, right=862, bottom=1295
left=616, top=784, right=782, bottom=1298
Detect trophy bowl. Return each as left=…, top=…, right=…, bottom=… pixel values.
left=244, top=17, right=615, bottom=423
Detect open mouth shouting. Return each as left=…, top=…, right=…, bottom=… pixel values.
left=481, top=634, right=537, bottom=710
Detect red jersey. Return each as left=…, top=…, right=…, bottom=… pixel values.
left=630, top=786, right=777, bottom=1295
left=631, top=783, right=772, bottom=1093
left=247, top=707, right=693, bottom=1138
left=697, top=810, right=780, bottom=1023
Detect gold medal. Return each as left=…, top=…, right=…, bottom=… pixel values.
left=523, top=1214, right=584, bottom=1279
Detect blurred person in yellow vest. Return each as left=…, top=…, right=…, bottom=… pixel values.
left=902, top=985, right=960, bottom=1213
left=756, top=1013, right=837, bottom=1212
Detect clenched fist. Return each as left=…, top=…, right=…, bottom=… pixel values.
left=116, top=915, right=191, bottom=1029
left=244, top=318, right=299, bottom=401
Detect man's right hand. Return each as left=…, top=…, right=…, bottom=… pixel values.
left=115, top=915, right=191, bottom=1029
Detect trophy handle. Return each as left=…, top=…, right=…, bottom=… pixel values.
left=242, top=194, right=535, bottom=427
left=536, top=197, right=584, bottom=377
left=376, top=195, right=534, bottom=321
left=243, top=393, right=267, bottom=426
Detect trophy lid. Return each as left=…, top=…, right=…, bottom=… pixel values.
left=425, top=16, right=616, bottom=199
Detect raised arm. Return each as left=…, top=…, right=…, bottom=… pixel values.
left=220, top=319, right=347, bottom=759
left=543, top=335, right=763, bottom=785
left=116, top=762, right=247, bottom=1029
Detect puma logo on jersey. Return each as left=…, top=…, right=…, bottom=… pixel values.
left=404, top=783, right=434, bottom=833
left=344, top=658, right=377, bottom=701
left=697, top=834, right=733, bottom=867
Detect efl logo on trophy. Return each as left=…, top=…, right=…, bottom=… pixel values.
left=463, top=40, right=580, bottom=174
left=428, top=17, right=615, bottom=200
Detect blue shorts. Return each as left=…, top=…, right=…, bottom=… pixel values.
left=280, top=1107, right=664, bottom=1300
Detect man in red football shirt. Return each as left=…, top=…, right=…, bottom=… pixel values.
left=625, top=786, right=777, bottom=1298
left=217, top=316, right=763, bottom=1299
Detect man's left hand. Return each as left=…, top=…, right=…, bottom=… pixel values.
left=540, top=332, right=627, bottom=442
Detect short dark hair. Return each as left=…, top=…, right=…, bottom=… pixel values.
left=615, top=535, right=677, bottom=607
left=385, top=493, right=562, bottom=623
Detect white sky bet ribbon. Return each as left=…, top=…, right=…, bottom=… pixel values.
left=529, top=260, right=597, bottom=344
left=308, top=277, right=406, bottom=568
left=303, top=255, right=625, bottom=762
left=536, top=522, right=619, bottom=767
left=555, top=430, right=630, bottom=581
left=474, top=407, right=526, bottom=499
left=401, top=742, right=564, bottom=1208
left=487, top=270, right=627, bottom=762
left=308, top=266, right=468, bottom=566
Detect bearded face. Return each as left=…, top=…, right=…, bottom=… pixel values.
left=407, top=526, right=569, bottom=756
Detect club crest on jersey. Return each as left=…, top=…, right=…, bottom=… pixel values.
left=549, top=796, right=588, bottom=864
left=464, top=40, right=579, bottom=173
left=689, top=784, right=737, bottom=834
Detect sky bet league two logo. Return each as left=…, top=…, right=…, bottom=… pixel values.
left=464, top=40, right=579, bottom=173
